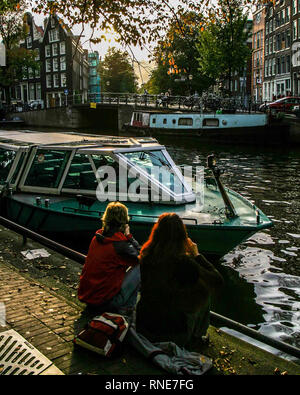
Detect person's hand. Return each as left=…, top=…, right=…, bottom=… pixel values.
left=124, top=224, right=130, bottom=236
left=187, top=238, right=199, bottom=257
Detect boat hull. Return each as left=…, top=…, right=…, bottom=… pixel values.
left=1, top=196, right=268, bottom=260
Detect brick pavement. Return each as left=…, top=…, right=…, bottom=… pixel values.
left=0, top=260, right=162, bottom=375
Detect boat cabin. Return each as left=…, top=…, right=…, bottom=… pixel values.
left=0, top=130, right=195, bottom=205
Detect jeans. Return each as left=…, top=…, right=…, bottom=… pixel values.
left=105, top=265, right=141, bottom=315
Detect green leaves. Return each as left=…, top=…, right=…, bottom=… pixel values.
left=98, top=47, right=138, bottom=93
left=196, top=0, right=252, bottom=92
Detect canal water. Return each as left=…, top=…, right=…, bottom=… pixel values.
left=15, top=126, right=300, bottom=354
left=157, top=135, right=300, bottom=353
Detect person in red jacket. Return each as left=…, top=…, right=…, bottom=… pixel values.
left=78, top=202, right=140, bottom=316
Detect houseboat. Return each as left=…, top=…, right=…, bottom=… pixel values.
left=123, top=110, right=270, bottom=141
left=0, top=130, right=273, bottom=259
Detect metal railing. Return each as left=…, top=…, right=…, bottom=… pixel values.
left=4, top=93, right=266, bottom=115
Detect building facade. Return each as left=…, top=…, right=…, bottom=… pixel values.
left=252, top=5, right=266, bottom=102
left=12, top=13, right=91, bottom=108
left=88, top=51, right=101, bottom=102
left=291, top=0, right=300, bottom=95
left=263, top=0, right=292, bottom=102
left=17, top=12, right=44, bottom=104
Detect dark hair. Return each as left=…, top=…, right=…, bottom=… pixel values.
left=139, top=213, right=189, bottom=264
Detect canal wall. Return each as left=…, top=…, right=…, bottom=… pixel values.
left=14, top=104, right=134, bottom=132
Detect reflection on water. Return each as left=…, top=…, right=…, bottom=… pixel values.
left=160, top=136, right=300, bottom=350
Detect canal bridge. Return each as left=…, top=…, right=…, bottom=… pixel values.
left=6, top=93, right=260, bottom=132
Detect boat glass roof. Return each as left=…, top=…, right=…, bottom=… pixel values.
left=0, top=130, right=160, bottom=149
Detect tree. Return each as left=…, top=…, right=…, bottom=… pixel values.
left=145, top=11, right=214, bottom=96
left=196, top=0, right=252, bottom=94
left=0, top=8, right=39, bottom=103
left=28, top=0, right=261, bottom=47
left=98, top=47, right=138, bottom=93
left=0, top=1, right=21, bottom=13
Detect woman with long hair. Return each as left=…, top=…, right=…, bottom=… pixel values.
left=78, top=202, right=140, bottom=316
left=136, top=213, right=223, bottom=349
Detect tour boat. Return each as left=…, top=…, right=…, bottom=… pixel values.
left=0, top=129, right=273, bottom=259
left=123, top=110, right=269, bottom=140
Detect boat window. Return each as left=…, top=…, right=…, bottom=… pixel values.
left=203, top=118, right=219, bottom=127
left=25, top=149, right=71, bottom=188
left=163, top=118, right=167, bottom=124
left=178, top=118, right=193, bottom=126
left=0, top=148, right=18, bottom=185
left=172, top=119, right=176, bottom=124
left=123, top=150, right=186, bottom=194
left=152, top=118, right=156, bottom=124
left=91, top=154, right=121, bottom=192
left=63, top=153, right=96, bottom=190
left=10, top=152, right=26, bottom=184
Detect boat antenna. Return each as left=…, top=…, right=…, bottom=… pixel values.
left=207, top=154, right=238, bottom=219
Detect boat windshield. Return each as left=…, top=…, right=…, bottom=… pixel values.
left=0, top=148, right=17, bottom=185
left=122, top=150, right=187, bottom=194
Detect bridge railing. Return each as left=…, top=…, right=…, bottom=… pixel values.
left=6, top=93, right=264, bottom=114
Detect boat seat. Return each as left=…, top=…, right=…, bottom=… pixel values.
left=79, top=171, right=97, bottom=189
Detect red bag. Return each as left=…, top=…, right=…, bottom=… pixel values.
left=73, top=312, right=129, bottom=357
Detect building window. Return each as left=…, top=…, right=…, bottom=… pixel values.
left=29, top=83, right=35, bottom=100
left=286, top=55, right=291, bottom=73
left=28, top=67, right=34, bottom=79
left=46, top=75, right=52, bottom=88
left=34, top=48, right=40, bottom=61
left=45, top=45, right=51, bottom=57
left=293, top=20, right=297, bottom=40
left=285, top=7, right=290, bottom=23
left=60, top=41, right=66, bottom=55
left=50, top=16, right=56, bottom=28
left=61, top=73, right=66, bottom=87
left=53, top=58, right=59, bottom=72
left=52, top=43, right=58, bottom=56
left=26, top=36, right=32, bottom=49
left=36, top=83, right=41, bottom=99
left=291, top=0, right=296, bottom=15
left=49, top=28, right=59, bottom=43
left=60, top=56, right=66, bottom=71
left=35, top=66, right=40, bottom=78
left=46, top=59, right=51, bottom=72
left=22, top=66, right=27, bottom=80
left=53, top=74, right=59, bottom=88
left=281, top=56, right=285, bottom=74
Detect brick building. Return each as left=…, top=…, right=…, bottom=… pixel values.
left=11, top=12, right=90, bottom=108
left=252, top=5, right=266, bottom=102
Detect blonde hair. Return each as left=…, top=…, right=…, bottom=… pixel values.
left=101, top=202, right=129, bottom=233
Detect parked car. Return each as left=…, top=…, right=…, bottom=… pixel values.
left=292, top=105, right=300, bottom=118
left=28, top=99, right=44, bottom=110
left=259, top=97, right=300, bottom=113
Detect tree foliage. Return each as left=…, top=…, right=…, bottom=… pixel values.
left=26, top=0, right=263, bottom=47
left=196, top=0, right=252, bottom=93
left=0, top=1, right=22, bottom=14
left=98, top=47, right=138, bottom=93
left=145, top=10, right=214, bottom=95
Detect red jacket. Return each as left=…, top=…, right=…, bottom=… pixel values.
left=78, top=229, right=140, bottom=306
